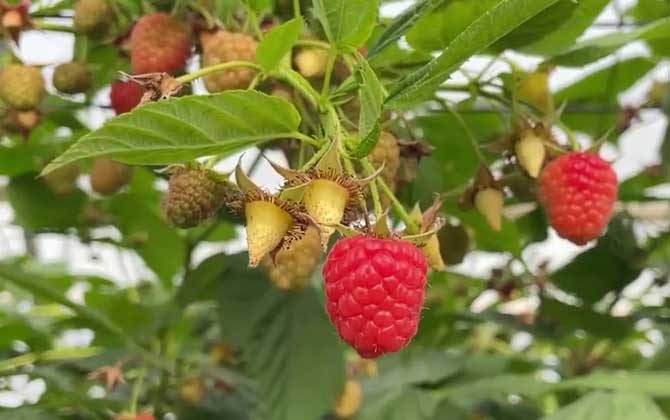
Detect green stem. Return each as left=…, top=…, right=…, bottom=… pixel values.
left=0, top=346, right=102, bottom=374
left=175, top=61, right=261, bottom=85
left=276, top=67, right=321, bottom=108
left=361, top=159, right=419, bottom=233
left=292, top=131, right=322, bottom=147
left=246, top=7, right=263, bottom=39
left=32, top=19, right=75, bottom=32
left=443, top=100, right=485, bottom=162
left=321, top=47, right=338, bottom=101
left=129, top=366, right=147, bottom=415
left=301, top=140, right=329, bottom=170
left=293, top=0, right=301, bottom=17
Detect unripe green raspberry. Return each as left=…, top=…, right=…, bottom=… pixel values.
left=73, top=0, right=112, bottom=36
left=263, top=226, right=322, bottom=290
left=53, top=62, right=93, bottom=94
left=200, top=30, right=258, bottom=92
left=368, top=131, right=400, bottom=188
left=162, top=167, right=225, bottom=228
left=0, top=65, right=45, bottom=110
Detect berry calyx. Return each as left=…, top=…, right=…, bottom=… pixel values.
left=110, top=80, right=144, bottom=115
left=162, top=167, right=225, bottom=229
left=131, top=13, right=191, bottom=74
left=323, top=235, right=428, bottom=358
left=294, top=48, right=329, bottom=78
left=304, top=178, right=351, bottom=249
left=515, top=129, right=546, bottom=178
left=0, top=64, right=45, bottom=110
left=475, top=188, right=503, bottom=231
left=90, top=158, right=134, bottom=195
left=245, top=199, right=295, bottom=268
left=53, top=62, right=93, bottom=94
left=200, top=30, right=258, bottom=92
left=262, top=225, right=322, bottom=290
left=539, top=152, right=617, bottom=245
left=332, top=380, right=363, bottom=419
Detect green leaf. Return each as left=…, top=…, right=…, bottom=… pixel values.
left=257, top=18, right=304, bottom=72
left=42, top=91, right=302, bottom=174
left=406, top=0, right=499, bottom=52
left=441, top=374, right=554, bottom=402
left=521, top=0, right=611, bottom=55
left=549, top=17, right=670, bottom=66
left=350, top=53, right=385, bottom=159
left=6, top=172, right=87, bottom=232
left=247, top=287, right=345, bottom=420
left=555, top=57, right=658, bottom=104
left=369, top=349, right=464, bottom=391
left=359, top=388, right=443, bottom=420
left=217, top=255, right=345, bottom=420
left=243, top=0, right=273, bottom=13
left=108, top=193, right=186, bottom=286
left=388, top=0, right=561, bottom=106
left=564, top=372, right=670, bottom=397
left=367, top=0, right=448, bottom=59
left=493, top=0, right=611, bottom=55
left=550, top=217, right=642, bottom=304
left=312, top=0, right=380, bottom=47
left=0, top=144, right=42, bottom=176
left=177, top=253, right=227, bottom=307
left=417, top=112, right=504, bottom=189
left=541, top=391, right=668, bottom=420
left=538, top=297, right=634, bottom=339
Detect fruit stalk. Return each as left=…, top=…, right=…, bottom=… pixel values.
left=175, top=61, right=262, bottom=85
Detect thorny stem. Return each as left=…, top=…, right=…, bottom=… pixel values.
left=175, top=61, right=261, bottom=85
left=361, top=159, right=419, bottom=233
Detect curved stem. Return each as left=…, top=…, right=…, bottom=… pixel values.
left=361, top=159, right=419, bottom=233
left=292, top=132, right=322, bottom=147
left=175, top=61, right=261, bottom=85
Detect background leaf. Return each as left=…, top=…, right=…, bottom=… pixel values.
left=312, top=0, right=380, bottom=47
left=387, top=0, right=561, bottom=106
left=257, top=18, right=304, bottom=72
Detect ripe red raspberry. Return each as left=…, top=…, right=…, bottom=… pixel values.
left=110, top=80, right=144, bottom=115
left=539, top=152, right=617, bottom=245
left=323, top=235, right=428, bottom=358
left=130, top=12, right=191, bottom=74
left=114, top=415, right=155, bottom=420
